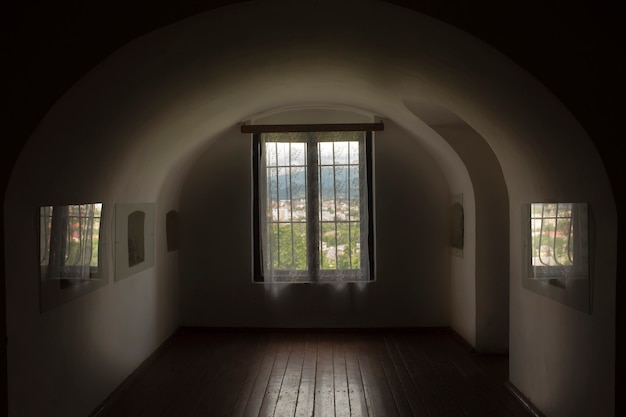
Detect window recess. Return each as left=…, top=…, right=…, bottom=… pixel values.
left=246, top=123, right=380, bottom=283
left=522, top=202, right=591, bottom=313
left=38, top=202, right=107, bottom=311
left=39, top=203, right=103, bottom=283
left=527, top=202, right=589, bottom=279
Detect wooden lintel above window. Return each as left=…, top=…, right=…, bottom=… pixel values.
left=240, top=122, right=384, bottom=134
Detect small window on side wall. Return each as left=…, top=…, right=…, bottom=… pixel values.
left=523, top=202, right=591, bottom=313
left=38, top=202, right=107, bottom=312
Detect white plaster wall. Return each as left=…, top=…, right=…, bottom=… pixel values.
left=433, top=125, right=509, bottom=353
left=3, top=48, right=183, bottom=417
left=449, top=194, right=476, bottom=347
left=399, top=102, right=478, bottom=349
left=451, top=64, right=617, bottom=415
left=3, top=185, right=180, bottom=417
left=179, top=118, right=452, bottom=327
left=498, top=117, right=617, bottom=416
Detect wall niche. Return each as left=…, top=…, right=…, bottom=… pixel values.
left=115, top=203, right=155, bottom=281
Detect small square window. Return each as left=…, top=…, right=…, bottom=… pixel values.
left=38, top=202, right=106, bottom=311
left=523, top=202, right=591, bottom=312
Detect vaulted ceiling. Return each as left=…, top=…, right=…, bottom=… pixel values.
left=3, top=0, right=624, bottom=197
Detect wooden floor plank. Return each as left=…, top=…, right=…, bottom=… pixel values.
left=161, top=331, right=243, bottom=417
left=94, top=328, right=531, bottom=417
left=413, top=330, right=483, bottom=417
left=471, top=355, right=530, bottom=417
left=394, top=331, right=464, bottom=417
left=274, top=333, right=307, bottom=417
left=192, top=332, right=268, bottom=417
left=343, top=334, right=369, bottom=417
left=241, top=333, right=282, bottom=417
left=138, top=331, right=232, bottom=417
left=373, top=333, right=413, bottom=417
left=96, top=333, right=190, bottom=417
left=426, top=332, right=526, bottom=417
left=332, top=334, right=351, bottom=417
left=178, top=332, right=244, bottom=417
left=355, top=332, right=400, bottom=417
left=294, top=333, right=318, bottom=417
left=258, top=333, right=294, bottom=417
left=314, top=333, right=336, bottom=417
left=229, top=332, right=273, bottom=417
left=384, top=333, right=430, bottom=417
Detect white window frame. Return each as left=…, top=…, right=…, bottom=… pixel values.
left=249, top=124, right=379, bottom=283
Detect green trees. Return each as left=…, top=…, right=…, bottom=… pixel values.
left=270, top=221, right=361, bottom=270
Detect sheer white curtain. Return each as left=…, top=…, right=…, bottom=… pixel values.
left=40, top=203, right=101, bottom=282
left=257, top=131, right=371, bottom=283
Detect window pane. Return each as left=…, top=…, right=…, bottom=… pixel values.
left=290, top=142, right=306, bottom=166
left=91, top=205, right=102, bottom=265
left=320, top=222, right=338, bottom=269
left=531, top=203, right=543, bottom=218
left=278, top=167, right=291, bottom=202
left=336, top=222, right=351, bottom=269
left=349, top=141, right=359, bottom=164
left=530, top=203, right=574, bottom=267
left=269, top=223, right=279, bottom=268
left=290, top=166, right=306, bottom=202
left=333, top=141, right=350, bottom=164
left=555, top=218, right=573, bottom=265
left=318, top=142, right=334, bottom=165
left=349, top=224, right=361, bottom=268
left=557, top=203, right=572, bottom=217
left=264, top=140, right=308, bottom=273
left=266, top=167, right=279, bottom=220
left=277, top=224, right=294, bottom=268
left=538, top=217, right=557, bottom=265
left=319, top=166, right=335, bottom=221
left=276, top=142, right=290, bottom=166
left=291, top=183, right=307, bottom=222
left=334, top=166, right=348, bottom=208
left=319, top=221, right=361, bottom=270
left=266, top=142, right=277, bottom=167
left=543, top=203, right=557, bottom=217
left=349, top=166, right=360, bottom=221
left=292, top=223, right=307, bottom=269
left=273, top=224, right=307, bottom=270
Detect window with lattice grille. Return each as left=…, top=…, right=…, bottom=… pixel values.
left=251, top=128, right=376, bottom=283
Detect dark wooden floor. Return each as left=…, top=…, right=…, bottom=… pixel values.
left=95, top=328, right=530, bottom=417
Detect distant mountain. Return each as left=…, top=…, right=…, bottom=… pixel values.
left=267, top=170, right=360, bottom=200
